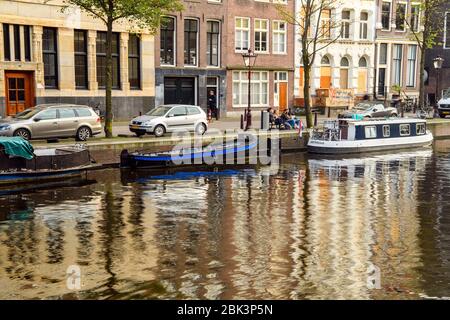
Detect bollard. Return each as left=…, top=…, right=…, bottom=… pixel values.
left=314, top=112, right=318, bottom=127
left=240, top=114, right=244, bottom=130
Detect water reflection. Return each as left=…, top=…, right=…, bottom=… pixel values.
left=1, top=146, right=450, bottom=299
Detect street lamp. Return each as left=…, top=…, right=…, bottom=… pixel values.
left=241, top=49, right=258, bottom=131
left=433, top=56, right=444, bottom=106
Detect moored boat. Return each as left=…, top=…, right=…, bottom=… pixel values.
left=0, top=137, right=99, bottom=185
left=307, top=118, right=433, bottom=154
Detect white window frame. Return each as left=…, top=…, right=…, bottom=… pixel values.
left=406, top=45, right=417, bottom=87
left=184, top=18, right=199, bottom=67
left=400, top=124, right=411, bottom=136
left=359, top=11, right=368, bottom=40
left=444, top=12, right=450, bottom=49
left=365, top=126, right=377, bottom=139
left=416, top=123, right=426, bottom=135
left=410, top=3, right=421, bottom=33
left=272, top=20, right=287, bottom=54
left=206, top=19, right=221, bottom=68
left=383, top=125, right=391, bottom=137
left=232, top=71, right=269, bottom=108
left=381, top=1, right=392, bottom=31
left=341, top=10, right=351, bottom=39
left=235, top=17, right=250, bottom=53
left=393, top=44, right=403, bottom=86
left=254, top=19, right=269, bottom=54
left=395, top=2, right=408, bottom=32
left=160, top=16, right=176, bottom=67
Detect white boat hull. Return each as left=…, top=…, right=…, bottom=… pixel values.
left=308, top=131, right=434, bottom=154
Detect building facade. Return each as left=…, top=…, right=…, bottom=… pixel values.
left=294, top=0, right=376, bottom=108
left=225, top=0, right=295, bottom=116
left=0, top=0, right=155, bottom=120
left=374, top=0, right=422, bottom=100
left=424, top=2, right=450, bottom=104
left=154, top=0, right=228, bottom=117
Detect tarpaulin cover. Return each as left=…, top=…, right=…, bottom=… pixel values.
left=0, top=137, right=35, bottom=160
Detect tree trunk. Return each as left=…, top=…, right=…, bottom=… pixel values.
left=303, top=64, right=314, bottom=128
left=104, top=17, right=114, bottom=138
left=418, top=45, right=426, bottom=109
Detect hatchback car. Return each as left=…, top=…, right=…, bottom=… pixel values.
left=129, top=105, right=208, bottom=137
left=0, top=104, right=102, bottom=141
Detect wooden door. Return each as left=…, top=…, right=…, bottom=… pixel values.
left=5, top=72, right=34, bottom=116
left=358, top=69, right=368, bottom=94
left=340, top=69, right=349, bottom=89
left=279, top=82, right=288, bottom=112
left=320, top=66, right=331, bottom=89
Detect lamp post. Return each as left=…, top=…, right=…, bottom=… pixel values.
left=241, top=49, right=257, bottom=131
left=433, top=56, right=444, bottom=106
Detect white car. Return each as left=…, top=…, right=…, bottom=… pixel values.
left=129, top=105, right=208, bottom=137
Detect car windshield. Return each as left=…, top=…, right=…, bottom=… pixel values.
left=355, top=103, right=375, bottom=111
left=13, top=108, right=42, bottom=120
left=443, top=88, right=450, bottom=99
left=146, top=106, right=172, bottom=117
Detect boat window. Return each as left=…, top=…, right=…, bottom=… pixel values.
left=383, top=125, right=390, bottom=137
left=416, top=123, right=426, bottom=135
left=365, top=126, right=377, bottom=139
left=187, top=107, right=201, bottom=115
left=400, top=124, right=410, bottom=136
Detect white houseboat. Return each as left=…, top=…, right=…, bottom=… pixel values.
left=307, top=118, right=433, bottom=154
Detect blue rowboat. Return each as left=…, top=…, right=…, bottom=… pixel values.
left=121, top=138, right=259, bottom=169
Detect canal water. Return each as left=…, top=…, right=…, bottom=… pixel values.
left=1, top=141, right=450, bottom=300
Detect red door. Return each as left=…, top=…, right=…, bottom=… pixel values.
left=5, top=71, right=34, bottom=116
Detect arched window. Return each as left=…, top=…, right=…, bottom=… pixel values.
left=340, top=57, right=350, bottom=89
left=321, top=55, right=330, bottom=65
left=359, top=57, right=368, bottom=68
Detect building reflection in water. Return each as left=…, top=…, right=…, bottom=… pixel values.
left=0, top=150, right=443, bottom=299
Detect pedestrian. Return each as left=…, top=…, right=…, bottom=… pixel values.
left=207, top=90, right=218, bottom=121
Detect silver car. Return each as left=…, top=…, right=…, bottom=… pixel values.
left=129, top=105, right=208, bottom=137
left=0, top=104, right=102, bottom=141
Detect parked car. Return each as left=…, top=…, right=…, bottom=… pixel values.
left=437, top=88, right=450, bottom=118
left=338, top=102, right=398, bottom=119
left=129, top=105, right=208, bottom=137
left=0, top=104, right=102, bottom=141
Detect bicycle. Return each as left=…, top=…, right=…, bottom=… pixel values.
left=416, top=104, right=435, bottom=119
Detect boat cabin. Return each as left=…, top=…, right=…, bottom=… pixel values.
left=318, top=118, right=428, bottom=141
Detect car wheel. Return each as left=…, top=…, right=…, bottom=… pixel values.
left=76, top=126, right=92, bottom=141
left=154, top=125, right=166, bottom=138
left=13, top=128, right=31, bottom=140
left=195, top=123, right=207, bottom=135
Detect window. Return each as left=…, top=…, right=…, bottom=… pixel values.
left=235, top=18, right=250, bottom=52
left=383, top=125, right=391, bottom=137
left=379, top=43, right=387, bottom=64
left=273, top=21, right=287, bottom=53
left=359, top=57, right=367, bottom=68
left=321, top=55, right=330, bottom=65
left=43, top=27, right=58, bottom=89
left=59, top=108, right=77, bottom=118
left=407, top=45, right=417, bottom=87
left=207, top=21, right=220, bottom=66
left=233, top=71, right=269, bottom=107
left=96, top=31, right=120, bottom=89
left=341, top=10, right=351, bottom=39
left=393, top=44, right=403, bottom=86
left=381, top=2, right=391, bottom=30
left=128, top=34, right=141, bottom=89
left=360, top=12, right=368, bottom=39
left=416, top=123, right=426, bottom=135
left=160, top=17, right=175, bottom=65
left=75, top=108, right=92, bottom=117
left=24, top=26, right=31, bottom=61
left=445, top=12, right=450, bottom=48
left=168, top=106, right=187, bottom=117
left=411, top=5, right=420, bottom=32
left=74, top=30, right=88, bottom=89
left=320, top=9, right=331, bottom=39
left=340, top=57, right=349, bottom=89
left=400, top=124, right=410, bottom=136
left=187, top=106, right=201, bottom=115
left=14, top=25, right=20, bottom=61
left=3, top=24, right=10, bottom=61
left=254, top=19, right=268, bottom=53
left=396, top=3, right=406, bottom=31
left=184, top=19, right=198, bottom=66
left=365, top=126, right=377, bottom=139
left=37, top=109, right=57, bottom=120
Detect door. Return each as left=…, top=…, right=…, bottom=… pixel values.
left=358, top=69, right=368, bottom=94
left=57, top=108, right=79, bottom=137
left=164, top=77, right=195, bottom=105
left=165, top=106, right=189, bottom=132
left=378, top=68, right=386, bottom=96
left=5, top=71, right=34, bottom=116
left=340, top=69, right=349, bottom=89
left=207, top=77, right=219, bottom=117
left=279, top=82, right=288, bottom=112
left=30, top=108, right=59, bottom=138
left=320, top=67, right=331, bottom=89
